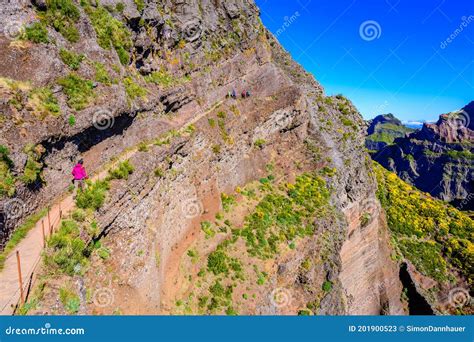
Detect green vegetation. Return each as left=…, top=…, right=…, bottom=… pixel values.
left=28, top=87, right=61, bottom=118
left=201, top=221, right=215, bottom=239
left=445, top=150, right=474, bottom=160
left=238, top=173, right=330, bottom=259
left=84, top=4, right=132, bottom=65
left=144, top=69, right=190, bottom=88
left=375, top=163, right=473, bottom=284
left=97, top=245, right=110, bottom=259
left=57, top=73, right=94, bottom=110
left=134, top=0, right=145, bottom=11
left=45, top=220, right=88, bottom=275
left=144, top=70, right=174, bottom=87
left=116, top=2, right=125, bottom=12
left=93, top=62, right=112, bottom=85
left=40, top=0, right=81, bottom=42
left=206, top=280, right=234, bottom=314
left=68, top=115, right=76, bottom=126
left=59, top=49, right=84, bottom=70
left=207, top=248, right=242, bottom=277
left=256, top=269, right=267, bottom=285
left=366, top=132, right=397, bottom=145
left=22, top=144, right=45, bottom=185
left=138, top=142, right=149, bottom=152
left=154, top=167, right=164, bottom=178
left=254, top=139, right=266, bottom=149
left=366, top=122, right=413, bottom=145
left=108, top=160, right=134, bottom=180
left=71, top=209, right=86, bottom=222
left=184, top=124, right=195, bottom=134
left=341, top=117, right=356, bottom=129
left=75, top=180, right=110, bottom=211
left=187, top=249, right=199, bottom=264
left=0, top=145, right=15, bottom=198
left=221, top=193, right=236, bottom=212
left=324, top=97, right=333, bottom=105
left=178, top=170, right=335, bottom=314
left=298, top=309, right=312, bottom=316
left=322, top=280, right=332, bottom=292
left=123, top=77, right=147, bottom=101
left=398, top=240, right=447, bottom=281
left=0, top=208, right=47, bottom=270
left=24, top=22, right=49, bottom=43
left=360, top=212, right=371, bottom=227
left=211, top=145, right=221, bottom=154
left=59, top=286, right=80, bottom=314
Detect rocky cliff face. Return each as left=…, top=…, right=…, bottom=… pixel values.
left=373, top=102, right=473, bottom=210
left=0, top=0, right=404, bottom=315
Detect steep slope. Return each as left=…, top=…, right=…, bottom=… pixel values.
left=0, top=0, right=412, bottom=315
left=375, top=163, right=473, bottom=315
left=365, top=113, right=414, bottom=151
left=373, top=102, right=474, bottom=210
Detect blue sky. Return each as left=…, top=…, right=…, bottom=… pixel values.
left=256, top=0, right=474, bottom=121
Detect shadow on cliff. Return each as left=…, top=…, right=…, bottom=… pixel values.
left=399, top=263, right=434, bottom=315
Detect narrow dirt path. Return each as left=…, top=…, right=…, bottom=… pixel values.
left=0, top=100, right=224, bottom=315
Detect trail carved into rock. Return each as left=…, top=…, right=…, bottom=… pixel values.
left=0, top=100, right=224, bottom=315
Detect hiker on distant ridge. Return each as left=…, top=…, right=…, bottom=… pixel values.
left=72, top=159, right=87, bottom=193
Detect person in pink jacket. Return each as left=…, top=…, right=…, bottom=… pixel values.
left=72, top=159, right=88, bottom=193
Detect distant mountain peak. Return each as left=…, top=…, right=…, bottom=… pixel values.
left=417, top=101, right=474, bottom=143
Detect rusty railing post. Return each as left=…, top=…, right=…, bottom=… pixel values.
left=47, top=207, right=52, bottom=235
left=16, top=251, right=24, bottom=305
left=41, top=219, right=46, bottom=247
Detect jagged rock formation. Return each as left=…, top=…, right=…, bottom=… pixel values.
left=0, top=0, right=409, bottom=315
left=365, top=113, right=414, bottom=151
left=373, top=102, right=474, bottom=210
